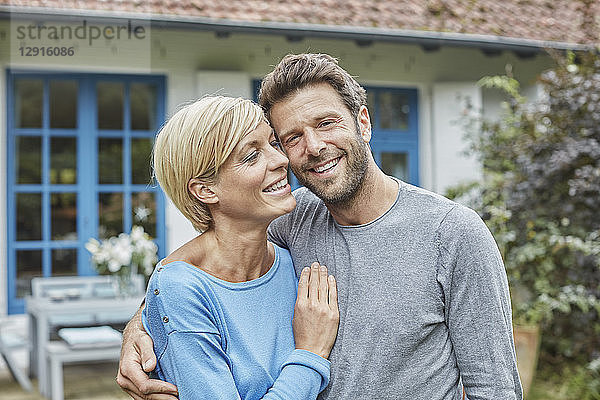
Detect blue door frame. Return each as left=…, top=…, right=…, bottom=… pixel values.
left=6, top=70, right=167, bottom=314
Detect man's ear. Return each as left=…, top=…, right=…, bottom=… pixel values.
left=188, top=178, right=219, bottom=204
left=357, top=105, right=372, bottom=143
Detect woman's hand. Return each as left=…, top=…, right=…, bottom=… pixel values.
left=293, top=262, right=340, bottom=359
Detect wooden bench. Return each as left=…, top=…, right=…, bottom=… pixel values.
left=45, top=341, right=121, bottom=400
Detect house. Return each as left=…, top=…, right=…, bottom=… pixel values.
left=0, top=0, right=597, bottom=316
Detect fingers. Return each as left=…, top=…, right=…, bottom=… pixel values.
left=328, top=274, right=338, bottom=311
left=309, top=262, right=320, bottom=302
left=297, top=266, right=309, bottom=300
left=137, top=334, right=158, bottom=372
left=319, top=265, right=329, bottom=302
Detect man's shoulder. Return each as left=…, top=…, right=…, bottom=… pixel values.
left=400, top=181, right=456, bottom=210
left=292, top=186, right=325, bottom=208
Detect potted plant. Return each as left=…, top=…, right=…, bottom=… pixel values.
left=85, top=225, right=158, bottom=296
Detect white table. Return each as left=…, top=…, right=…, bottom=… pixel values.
left=26, top=295, right=144, bottom=396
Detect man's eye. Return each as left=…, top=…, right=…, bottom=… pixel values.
left=318, top=118, right=340, bottom=128
left=285, top=134, right=301, bottom=147
left=270, top=140, right=282, bottom=149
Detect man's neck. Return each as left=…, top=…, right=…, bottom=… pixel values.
left=325, top=165, right=399, bottom=226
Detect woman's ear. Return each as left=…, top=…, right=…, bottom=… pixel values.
left=357, top=105, right=372, bottom=143
left=188, top=178, right=219, bottom=204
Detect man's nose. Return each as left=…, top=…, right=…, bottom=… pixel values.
left=304, top=129, right=326, bottom=156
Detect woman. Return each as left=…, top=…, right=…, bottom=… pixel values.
left=143, top=96, right=339, bottom=399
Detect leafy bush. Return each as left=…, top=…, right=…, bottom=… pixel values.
left=447, top=52, right=600, bottom=367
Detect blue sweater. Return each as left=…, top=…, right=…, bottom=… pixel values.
left=142, top=244, right=330, bottom=400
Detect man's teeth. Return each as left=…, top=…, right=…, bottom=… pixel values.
left=314, top=158, right=339, bottom=173
left=264, top=177, right=288, bottom=192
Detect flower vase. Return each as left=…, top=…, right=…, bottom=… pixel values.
left=116, top=263, right=137, bottom=298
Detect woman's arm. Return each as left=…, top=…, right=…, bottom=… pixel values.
left=151, top=262, right=338, bottom=400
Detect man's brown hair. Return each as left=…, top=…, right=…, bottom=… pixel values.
left=258, top=53, right=367, bottom=119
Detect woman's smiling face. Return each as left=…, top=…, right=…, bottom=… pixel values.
left=209, top=121, right=296, bottom=224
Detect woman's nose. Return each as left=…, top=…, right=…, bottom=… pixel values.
left=268, top=145, right=289, bottom=170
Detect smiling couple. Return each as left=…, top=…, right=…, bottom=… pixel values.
left=116, top=53, right=522, bottom=400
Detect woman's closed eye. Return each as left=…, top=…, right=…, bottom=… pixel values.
left=243, top=150, right=260, bottom=164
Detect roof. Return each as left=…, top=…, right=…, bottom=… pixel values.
left=2, top=0, right=599, bottom=51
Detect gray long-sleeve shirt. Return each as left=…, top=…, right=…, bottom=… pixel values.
left=268, top=179, right=522, bottom=400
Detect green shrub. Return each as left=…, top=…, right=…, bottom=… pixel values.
left=447, top=51, right=600, bottom=367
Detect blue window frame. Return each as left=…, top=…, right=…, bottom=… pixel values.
left=6, top=71, right=167, bottom=314
left=253, top=80, right=419, bottom=189
left=366, top=86, right=419, bottom=185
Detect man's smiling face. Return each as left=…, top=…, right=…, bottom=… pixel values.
left=269, top=82, right=371, bottom=205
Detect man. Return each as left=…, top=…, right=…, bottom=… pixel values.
left=117, top=53, right=522, bottom=399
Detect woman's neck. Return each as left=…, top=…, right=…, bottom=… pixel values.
left=187, top=219, right=274, bottom=283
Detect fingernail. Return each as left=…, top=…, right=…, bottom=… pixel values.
left=143, top=360, right=152, bottom=370
left=320, top=265, right=327, bottom=272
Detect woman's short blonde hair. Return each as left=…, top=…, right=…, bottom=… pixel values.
left=152, top=96, right=265, bottom=232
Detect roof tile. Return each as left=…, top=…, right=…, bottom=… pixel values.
left=2, top=0, right=598, bottom=44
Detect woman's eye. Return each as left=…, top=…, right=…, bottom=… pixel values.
left=270, top=140, right=282, bottom=149
left=244, top=151, right=259, bottom=163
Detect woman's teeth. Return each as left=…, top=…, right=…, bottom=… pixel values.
left=264, top=177, right=288, bottom=192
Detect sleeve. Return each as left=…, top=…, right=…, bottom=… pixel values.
left=161, top=334, right=330, bottom=400
left=145, top=265, right=330, bottom=400
left=436, top=205, right=523, bottom=400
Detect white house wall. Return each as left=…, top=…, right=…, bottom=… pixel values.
left=0, top=20, right=556, bottom=314
left=431, top=82, right=482, bottom=194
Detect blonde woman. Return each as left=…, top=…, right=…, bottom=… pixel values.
left=142, top=96, right=339, bottom=399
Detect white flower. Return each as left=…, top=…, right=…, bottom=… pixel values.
left=108, top=259, right=122, bottom=273
left=86, top=225, right=158, bottom=277
left=85, top=238, right=100, bottom=254
left=130, top=226, right=146, bottom=243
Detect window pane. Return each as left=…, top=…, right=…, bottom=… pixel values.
left=131, top=138, right=153, bottom=184
left=97, top=82, right=123, bottom=130
left=51, top=193, right=77, bottom=240
left=17, top=193, right=42, bottom=241
left=132, top=192, right=156, bottom=237
left=50, top=137, right=77, bottom=184
left=15, top=79, right=43, bottom=128
left=16, top=136, right=42, bottom=184
left=379, top=92, right=409, bottom=131
left=381, top=152, right=408, bottom=182
left=50, top=80, right=78, bottom=129
left=367, top=91, right=376, bottom=128
left=99, top=193, right=123, bottom=239
left=131, top=83, right=157, bottom=131
left=52, top=248, right=77, bottom=276
left=98, top=138, right=123, bottom=184
left=16, top=250, right=42, bottom=298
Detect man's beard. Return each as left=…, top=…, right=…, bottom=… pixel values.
left=292, top=134, right=369, bottom=206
